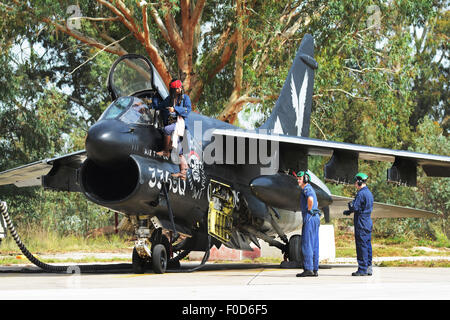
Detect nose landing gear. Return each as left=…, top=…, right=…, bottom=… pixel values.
left=132, top=231, right=169, bottom=274
left=151, top=244, right=168, bottom=274
left=131, top=216, right=170, bottom=274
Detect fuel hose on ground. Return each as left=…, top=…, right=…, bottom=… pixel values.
left=1, top=201, right=210, bottom=274
left=166, top=235, right=211, bottom=273
left=0, top=201, right=129, bottom=273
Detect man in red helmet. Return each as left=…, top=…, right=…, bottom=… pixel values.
left=154, top=79, right=191, bottom=179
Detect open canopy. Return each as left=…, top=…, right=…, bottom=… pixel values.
left=107, top=54, right=168, bottom=101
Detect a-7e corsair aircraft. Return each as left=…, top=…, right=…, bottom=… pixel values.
left=1, top=34, right=449, bottom=274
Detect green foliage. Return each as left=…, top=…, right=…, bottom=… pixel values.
left=0, top=1, right=116, bottom=236
left=2, top=187, right=114, bottom=236
left=308, top=1, right=449, bottom=240
left=0, top=0, right=448, bottom=242
left=36, top=191, right=114, bottom=236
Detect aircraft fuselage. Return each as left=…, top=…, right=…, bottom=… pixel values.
left=81, top=103, right=332, bottom=242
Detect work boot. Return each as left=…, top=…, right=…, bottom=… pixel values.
left=171, top=155, right=188, bottom=180
left=352, top=271, right=369, bottom=276
left=296, top=270, right=315, bottom=277
left=156, top=135, right=171, bottom=157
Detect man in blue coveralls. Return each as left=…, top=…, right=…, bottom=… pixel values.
left=295, top=171, right=321, bottom=277
left=343, top=172, right=374, bottom=276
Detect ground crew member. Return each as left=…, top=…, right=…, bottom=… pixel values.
left=343, top=172, right=374, bottom=276
left=295, top=171, right=321, bottom=277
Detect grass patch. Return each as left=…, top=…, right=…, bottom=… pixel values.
left=0, top=227, right=133, bottom=255
left=378, top=260, right=450, bottom=268
left=335, top=230, right=450, bottom=258
left=240, top=257, right=281, bottom=264
left=336, top=247, right=356, bottom=257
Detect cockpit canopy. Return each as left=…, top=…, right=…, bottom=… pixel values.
left=110, top=58, right=152, bottom=98
left=107, top=54, right=168, bottom=101
left=99, top=96, right=156, bottom=126
left=102, top=54, right=170, bottom=127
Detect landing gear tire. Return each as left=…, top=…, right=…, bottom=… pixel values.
left=152, top=244, right=167, bottom=274
left=132, top=247, right=147, bottom=274
left=280, top=235, right=303, bottom=269
left=288, top=234, right=303, bottom=263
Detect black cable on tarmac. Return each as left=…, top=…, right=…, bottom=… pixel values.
left=1, top=200, right=210, bottom=274
left=167, top=235, right=211, bottom=273
left=0, top=201, right=130, bottom=274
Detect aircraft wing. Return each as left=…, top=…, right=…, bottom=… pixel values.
left=330, top=195, right=439, bottom=218
left=212, top=129, right=450, bottom=186
left=0, top=150, right=86, bottom=191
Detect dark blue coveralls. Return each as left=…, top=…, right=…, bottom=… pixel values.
left=351, top=186, right=374, bottom=274
left=300, top=184, right=320, bottom=272
left=152, top=94, right=191, bottom=154
left=153, top=94, right=192, bottom=128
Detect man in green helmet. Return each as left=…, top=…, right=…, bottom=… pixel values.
left=294, top=170, right=321, bottom=277
left=343, top=172, right=374, bottom=276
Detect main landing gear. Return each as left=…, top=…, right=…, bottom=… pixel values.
left=241, top=207, right=303, bottom=269
left=268, top=207, right=303, bottom=268
left=284, top=234, right=303, bottom=268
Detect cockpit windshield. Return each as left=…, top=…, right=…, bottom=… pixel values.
left=120, top=99, right=152, bottom=125
left=99, top=96, right=153, bottom=125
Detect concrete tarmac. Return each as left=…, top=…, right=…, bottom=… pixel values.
left=0, top=262, right=449, bottom=300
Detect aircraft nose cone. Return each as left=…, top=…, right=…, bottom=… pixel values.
left=85, top=120, right=131, bottom=166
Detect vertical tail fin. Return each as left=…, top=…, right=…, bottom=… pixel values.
left=260, top=34, right=317, bottom=137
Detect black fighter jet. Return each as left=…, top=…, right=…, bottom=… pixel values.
left=1, top=35, right=449, bottom=274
